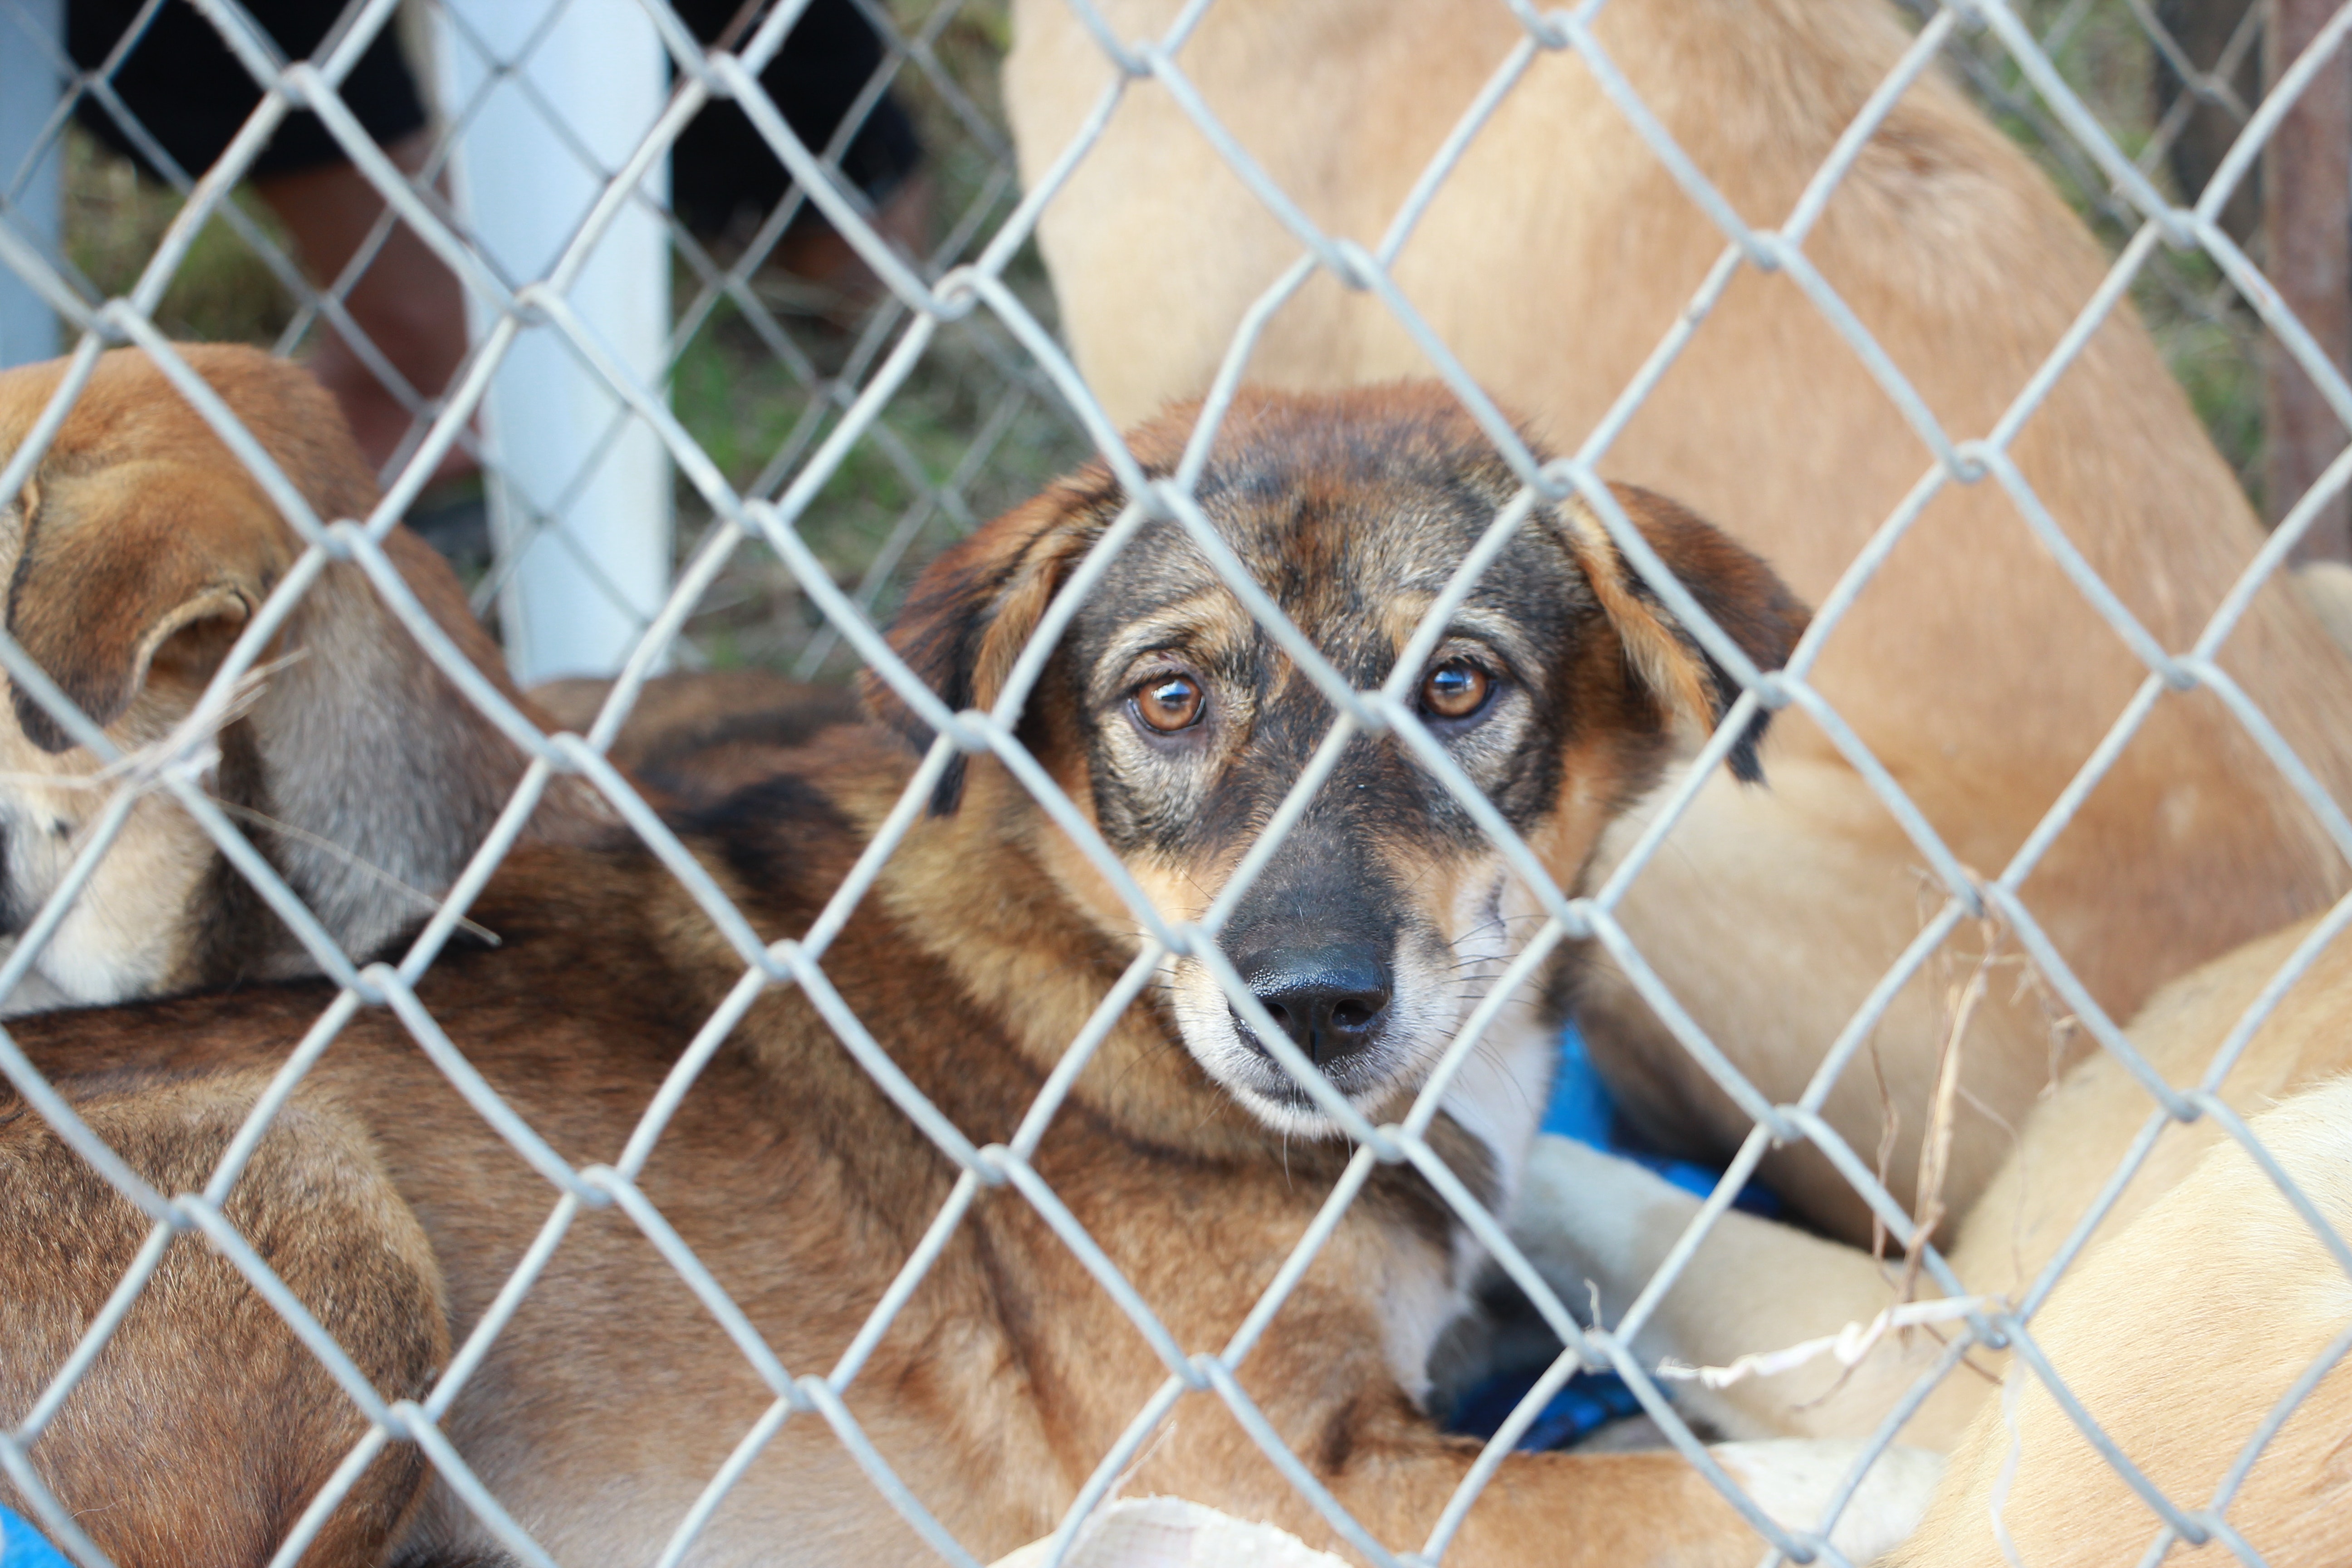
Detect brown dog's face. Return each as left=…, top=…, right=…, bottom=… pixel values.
left=878, top=386, right=1807, bottom=1134
left=0, top=347, right=370, bottom=1009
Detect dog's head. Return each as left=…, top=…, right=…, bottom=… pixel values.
left=0, top=348, right=372, bottom=726
left=0, top=345, right=538, bottom=1009
left=872, top=384, right=1806, bottom=1131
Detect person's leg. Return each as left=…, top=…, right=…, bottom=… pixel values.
left=668, top=0, right=931, bottom=302
left=252, top=131, right=470, bottom=484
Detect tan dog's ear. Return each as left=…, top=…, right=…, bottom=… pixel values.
left=864, top=471, right=1119, bottom=813
left=1562, top=485, right=1809, bottom=783
left=6, top=459, right=292, bottom=752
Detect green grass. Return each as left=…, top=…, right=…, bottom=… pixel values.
left=655, top=0, right=1090, bottom=672
left=1928, top=0, right=2272, bottom=498
left=63, top=129, right=302, bottom=347
left=664, top=280, right=1085, bottom=674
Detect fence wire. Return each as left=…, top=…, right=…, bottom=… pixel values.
left=0, top=0, right=2349, bottom=1565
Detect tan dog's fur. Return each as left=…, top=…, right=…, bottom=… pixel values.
left=0, top=346, right=605, bottom=1010
left=1516, top=916, right=2352, bottom=1562
left=1004, top=0, right=2352, bottom=1240
left=1888, top=1071, right=2352, bottom=1568
left=0, top=388, right=1943, bottom=1568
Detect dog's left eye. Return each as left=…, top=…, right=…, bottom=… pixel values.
left=1419, top=659, right=1492, bottom=722
left=1132, top=672, right=1207, bottom=733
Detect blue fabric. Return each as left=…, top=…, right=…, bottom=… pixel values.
left=1, top=1506, right=72, bottom=1568
left=1537, top=1018, right=1617, bottom=1147
left=1447, top=1358, right=1647, bottom=1451
left=1445, top=1020, right=1780, bottom=1451
left=1541, top=1021, right=1781, bottom=1220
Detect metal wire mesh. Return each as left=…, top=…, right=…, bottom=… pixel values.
left=0, top=0, right=2350, bottom=1565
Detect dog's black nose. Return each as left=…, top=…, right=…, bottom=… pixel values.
left=1233, top=946, right=1393, bottom=1070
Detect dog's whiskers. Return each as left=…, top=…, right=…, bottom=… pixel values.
left=206, top=799, right=501, bottom=947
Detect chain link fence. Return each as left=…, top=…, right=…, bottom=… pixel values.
left=0, top=0, right=2348, bottom=1564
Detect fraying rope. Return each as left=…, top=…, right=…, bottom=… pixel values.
left=1655, top=1296, right=1994, bottom=1391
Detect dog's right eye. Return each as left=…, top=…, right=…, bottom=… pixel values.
left=1132, top=673, right=1206, bottom=734
left=1420, top=659, right=1491, bottom=721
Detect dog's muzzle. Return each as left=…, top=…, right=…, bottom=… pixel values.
left=1228, top=942, right=1394, bottom=1084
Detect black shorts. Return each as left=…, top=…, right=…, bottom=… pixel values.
left=666, top=0, right=924, bottom=239
left=68, top=0, right=921, bottom=234
left=68, top=0, right=428, bottom=183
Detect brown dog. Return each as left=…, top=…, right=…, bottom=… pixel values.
left=0, top=387, right=1942, bottom=1567
left=1518, top=911, right=2352, bottom=1564
left=0, top=346, right=606, bottom=1012
left=1004, top=0, right=2352, bottom=1241
left=530, top=669, right=866, bottom=807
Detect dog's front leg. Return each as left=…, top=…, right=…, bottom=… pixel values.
left=1312, top=1418, right=1939, bottom=1565
left=1511, top=1136, right=1983, bottom=1447
left=1152, top=1421, right=1937, bottom=1564
left=1119, top=1339, right=1938, bottom=1566
left=995, top=1437, right=1939, bottom=1568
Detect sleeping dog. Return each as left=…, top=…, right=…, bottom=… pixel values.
left=0, top=346, right=606, bottom=1012
left=0, top=385, right=1937, bottom=1567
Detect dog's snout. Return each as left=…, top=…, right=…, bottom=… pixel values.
left=1232, top=946, right=1393, bottom=1070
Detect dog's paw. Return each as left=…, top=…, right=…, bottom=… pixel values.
left=1713, top=1439, right=1942, bottom=1564
left=988, top=1498, right=1348, bottom=1568
left=1509, top=1133, right=1701, bottom=1323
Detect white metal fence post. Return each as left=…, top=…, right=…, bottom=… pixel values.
left=0, top=0, right=65, bottom=370
left=433, top=0, right=673, bottom=684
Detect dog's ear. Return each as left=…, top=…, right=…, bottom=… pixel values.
left=0, top=345, right=380, bottom=755
left=864, top=476, right=1115, bottom=814
left=5, top=460, right=294, bottom=752
left=1560, top=485, right=1809, bottom=783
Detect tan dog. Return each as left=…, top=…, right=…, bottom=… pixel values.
left=0, top=387, right=1942, bottom=1568
left=1890, top=1069, right=2352, bottom=1567
left=1004, top=0, right=2352, bottom=1240
left=0, top=346, right=605, bottom=1012
left=1516, top=913, right=2352, bottom=1562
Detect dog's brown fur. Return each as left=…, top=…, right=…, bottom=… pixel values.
left=531, top=669, right=866, bottom=807
left=0, top=1077, right=450, bottom=1566
left=0, top=388, right=1950, bottom=1568
left=1004, top=0, right=2352, bottom=1241
left=0, top=346, right=606, bottom=1011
